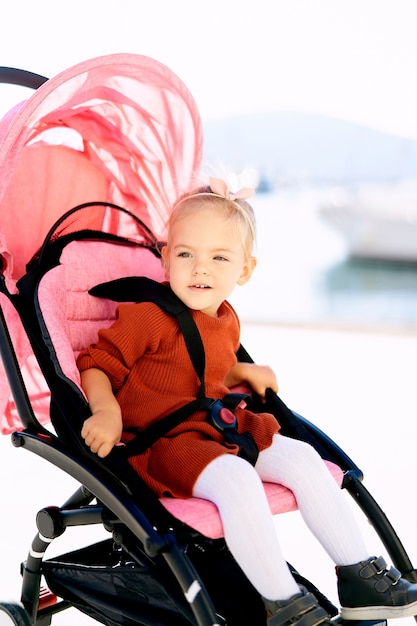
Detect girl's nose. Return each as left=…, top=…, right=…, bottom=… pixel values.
left=193, top=261, right=209, bottom=275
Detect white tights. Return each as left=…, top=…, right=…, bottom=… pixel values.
left=192, top=434, right=369, bottom=601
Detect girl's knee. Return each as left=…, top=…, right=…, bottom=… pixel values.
left=193, top=453, right=263, bottom=502
left=257, top=434, right=328, bottom=484
left=217, top=454, right=262, bottom=491
left=273, top=434, right=322, bottom=461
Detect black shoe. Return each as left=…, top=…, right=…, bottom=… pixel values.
left=264, top=586, right=332, bottom=626
left=337, top=556, right=417, bottom=620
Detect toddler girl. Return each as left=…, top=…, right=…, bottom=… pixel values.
left=77, top=178, right=417, bottom=626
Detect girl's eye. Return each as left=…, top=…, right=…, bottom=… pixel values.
left=178, top=251, right=191, bottom=258
left=214, top=255, right=228, bottom=262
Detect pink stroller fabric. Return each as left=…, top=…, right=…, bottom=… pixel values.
left=0, top=53, right=203, bottom=433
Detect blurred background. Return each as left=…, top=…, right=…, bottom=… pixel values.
left=1, top=0, right=417, bottom=331
left=1, top=2, right=417, bottom=625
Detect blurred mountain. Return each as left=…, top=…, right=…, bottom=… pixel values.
left=203, top=112, right=417, bottom=187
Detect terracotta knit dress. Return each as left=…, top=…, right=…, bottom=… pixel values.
left=76, top=299, right=280, bottom=498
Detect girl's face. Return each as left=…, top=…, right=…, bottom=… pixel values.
left=162, top=207, right=256, bottom=317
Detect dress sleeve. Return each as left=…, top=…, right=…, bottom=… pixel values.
left=76, top=302, right=165, bottom=391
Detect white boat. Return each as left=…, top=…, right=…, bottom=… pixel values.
left=318, top=181, right=417, bottom=262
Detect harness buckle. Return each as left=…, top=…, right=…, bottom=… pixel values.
left=207, top=394, right=250, bottom=432
left=207, top=393, right=259, bottom=466
left=208, top=399, right=237, bottom=431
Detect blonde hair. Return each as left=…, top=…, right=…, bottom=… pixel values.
left=166, top=185, right=257, bottom=260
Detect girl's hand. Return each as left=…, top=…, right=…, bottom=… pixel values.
left=79, top=368, right=123, bottom=457
left=81, top=408, right=123, bottom=458
left=225, top=362, right=278, bottom=402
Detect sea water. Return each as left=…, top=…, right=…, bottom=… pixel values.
left=229, top=187, right=417, bottom=331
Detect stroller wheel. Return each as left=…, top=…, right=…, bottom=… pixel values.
left=0, top=603, right=33, bottom=626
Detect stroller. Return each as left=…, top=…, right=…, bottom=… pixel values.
left=0, top=54, right=416, bottom=626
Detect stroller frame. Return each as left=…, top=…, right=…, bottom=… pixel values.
left=0, top=64, right=416, bottom=626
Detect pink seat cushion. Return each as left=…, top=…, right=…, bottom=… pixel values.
left=160, top=460, right=343, bottom=539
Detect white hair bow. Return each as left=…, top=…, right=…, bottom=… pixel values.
left=209, top=177, right=254, bottom=201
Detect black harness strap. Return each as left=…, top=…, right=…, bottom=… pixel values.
left=124, top=397, right=212, bottom=456
left=89, top=277, right=259, bottom=464
left=90, top=277, right=206, bottom=398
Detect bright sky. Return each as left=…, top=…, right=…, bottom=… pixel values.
left=2, top=0, right=417, bottom=138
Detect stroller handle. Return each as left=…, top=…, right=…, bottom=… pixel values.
left=0, top=67, right=48, bottom=89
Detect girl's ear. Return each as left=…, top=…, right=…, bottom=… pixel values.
left=161, top=245, right=170, bottom=276
left=237, top=256, right=257, bottom=286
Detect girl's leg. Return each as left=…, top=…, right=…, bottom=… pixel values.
left=193, top=453, right=301, bottom=601
left=255, top=434, right=369, bottom=566
left=193, top=438, right=417, bottom=622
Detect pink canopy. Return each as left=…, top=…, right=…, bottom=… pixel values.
left=0, top=53, right=203, bottom=432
